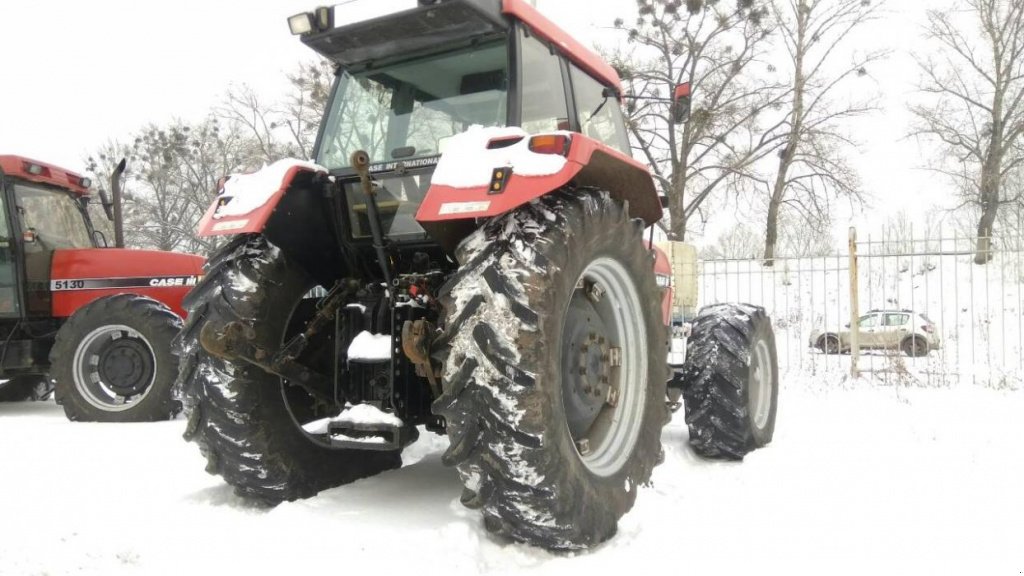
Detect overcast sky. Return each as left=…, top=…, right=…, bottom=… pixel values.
left=0, top=0, right=949, bottom=239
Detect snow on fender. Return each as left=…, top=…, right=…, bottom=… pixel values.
left=417, top=126, right=584, bottom=223
left=196, top=158, right=329, bottom=237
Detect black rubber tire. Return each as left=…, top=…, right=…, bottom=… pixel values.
left=0, top=375, right=53, bottom=402
left=680, top=303, right=778, bottom=460
left=50, top=294, right=182, bottom=422
left=819, top=334, right=841, bottom=355
left=174, top=234, right=402, bottom=505
left=902, top=336, right=928, bottom=357
left=434, top=190, right=668, bottom=550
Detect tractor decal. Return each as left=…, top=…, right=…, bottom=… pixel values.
left=49, top=276, right=201, bottom=291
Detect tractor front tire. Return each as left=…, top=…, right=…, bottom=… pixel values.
left=51, top=294, right=182, bottom=422
left=174, top=235, right=402, bottom=505
left=680, top=303, right=778, bottom=459
left=434, top=190, right=668, bottom=550
left=0, top=375, right=53, bottom=402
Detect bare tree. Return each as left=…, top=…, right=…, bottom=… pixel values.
left=282, top=59, right=335, bottom=158
left=910, top=0, right=1024, bottom=264
left=609, top=0, right=789, bottom=241
left=700, top=222, right=764, bottom=259
left=761, top=0, right=884, bottom=266
left=86, top=119, right=255, bottom=253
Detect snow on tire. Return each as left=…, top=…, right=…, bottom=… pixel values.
left=50, top=294, right=182, bottom=422
left=173, top=234, right=401, bottom=504
left=434, top=190, right=669, bottom=550
left=680, top=303, right=778, bottom=459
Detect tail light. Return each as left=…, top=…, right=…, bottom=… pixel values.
left=528, top=134, right=571, bottom=156
left=922, top=324, right=934, bottom=333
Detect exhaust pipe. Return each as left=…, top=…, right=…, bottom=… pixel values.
left=110, top=158, right=127, bottom=248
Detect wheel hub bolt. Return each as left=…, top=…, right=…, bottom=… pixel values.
left=606, top=387, right=619, bottom=407
left=586, top=282, right=604, bottom=304
left=576, top=438, right=591, bottom=455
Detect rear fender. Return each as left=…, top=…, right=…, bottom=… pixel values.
left=196, top=159, right=329, bottom=237
left=416, top=128, right=662, bottom=251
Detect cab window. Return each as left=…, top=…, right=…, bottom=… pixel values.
left=13, top=184, right=93, bottom=250
left=569, top=65, right=630, bottom=154
left=519, top=29, right=570, bottom=133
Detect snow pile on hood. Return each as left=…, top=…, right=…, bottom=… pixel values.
left=432, top=126, right=570, bottom=189
left=347, top=331, right=392, bottom=362
left=213, top=158, right=328, bottom=219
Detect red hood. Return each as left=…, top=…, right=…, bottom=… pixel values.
left=49, top=249, right=206, bottom=318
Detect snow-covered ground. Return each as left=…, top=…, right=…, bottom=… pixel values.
left=1, top=377, right=1020, bottom=575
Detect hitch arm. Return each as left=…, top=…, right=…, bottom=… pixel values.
left=199, top=321, right=336, bottom=406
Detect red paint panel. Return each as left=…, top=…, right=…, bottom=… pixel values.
left=50, top=249, right=206, bottom=318
left=502, top=0, right=623, bottom=94
left=416, top=135, right=649, bottom=222
left=650, top=243, right=673, bottom=326
left=196, top=166, right=318, bottom=237
left=0, top=155, right=89, bottom=195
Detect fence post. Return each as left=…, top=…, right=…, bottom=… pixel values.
left=849, top=226, right=860, bottom=379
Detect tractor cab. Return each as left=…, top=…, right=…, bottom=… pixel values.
left=293, top=0, right=637, bottom=245
left=0, top=156, right=98, bottom=318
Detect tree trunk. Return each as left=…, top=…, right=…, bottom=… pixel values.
left=975, top=128, right=1003, bottom=265
left=764, top=158, right=788, bottom=267
left=974, top=178, right=1000, bottom=264
left=668, top=170, right=688, bottom=241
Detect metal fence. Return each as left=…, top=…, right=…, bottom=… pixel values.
left=697, top=231, right=1024, bottom=387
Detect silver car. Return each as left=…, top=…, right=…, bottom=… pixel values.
left=810, top=310, right=941, bottom=357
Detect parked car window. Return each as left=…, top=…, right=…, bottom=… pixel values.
left=858, top=314, right=878, bottom=328
left=883, top=314, right=909, bottom=327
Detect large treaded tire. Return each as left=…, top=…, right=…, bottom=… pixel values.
left=50, top=294, right=182, bottom=422
left=0, top=375, right=53, bottom=402
left=173, top=235, right=401, bottom=505
left=680, top=303, right=778, bottom=459
left=434, top=190, right=668, bottom=550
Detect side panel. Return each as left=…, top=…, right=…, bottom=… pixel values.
left=49, top=249, right=205, bottom=318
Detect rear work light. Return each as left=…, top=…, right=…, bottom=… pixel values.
left=528, top=134, right=571, bottom=156
left=24, top=162, right=47, bottom=176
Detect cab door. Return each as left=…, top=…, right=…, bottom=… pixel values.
left=0, top=178, right=23, bottom=318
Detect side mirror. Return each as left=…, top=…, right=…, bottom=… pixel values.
left=672, top=82, right=692, bottom=124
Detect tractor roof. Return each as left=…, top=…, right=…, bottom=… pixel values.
left=301, top=0, right=622, bottom=93
left=0, top=155, right=90, bottom=195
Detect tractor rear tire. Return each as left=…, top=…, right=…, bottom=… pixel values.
left=51, top=294, right=183, bottom=422
left=0, top=375, right=53, bottom=402
left=174, top=234, right=402, bottom=505
left=680, top=303, right=778, bottom=459
left=434, top=190, right=668, bottom=550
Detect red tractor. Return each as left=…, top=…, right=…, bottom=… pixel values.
left=175, top=0, right=779, bottom=549
left=0, top=155, right=203, bottom=421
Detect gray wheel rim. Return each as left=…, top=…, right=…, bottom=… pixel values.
left=563, top=257, right=648, bottom=478
left=750, top=338, right=773, bottom=430
left=71, top=325, right=156, bottom=412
